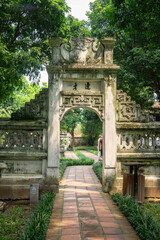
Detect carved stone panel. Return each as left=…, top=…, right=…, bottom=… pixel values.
left=11, top=88, right=48, bottom=120
left=60, top=93, right=104, bottom=121
left=50, top=38, right=104, bottom=65
left=117, top=90, right=154, bottom=122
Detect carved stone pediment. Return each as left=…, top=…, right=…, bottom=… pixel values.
left=49, top=37, right=116, bottom=66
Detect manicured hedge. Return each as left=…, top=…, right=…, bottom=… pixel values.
left=19, top=192, right=55, bottom=240
left=74, top=146, right=97, bottom=151
left=112, top=193, right=160, bottom=240
left=92, top=162, right=102, bottom=183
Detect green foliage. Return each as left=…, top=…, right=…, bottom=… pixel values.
left=74, top=146, right=97, bottom=151
left=143, top=202, right=160, bottom=227
left=19, top=192, right=55, bottom=240
left=0, top=0, right=91, bottom=103
left=112, top=193, right=160, bottom=240
left=74, top=146, right=98, bottom=155
left=92, top=162, right=102, bottom=183
left=88, top=0, right=160, bottom=108
left=59, top=161, right=68, bottom=180
left=60, top=109, right=82, bottom=147
left=64, top=15, right=91, bottom=38
left=0, top=206, right=27, bottom=240
left=81, top=109, right=102, bottom=146
left=0, top=78, right=46, bottom=118
left=0, top=0, right=69, bottom=103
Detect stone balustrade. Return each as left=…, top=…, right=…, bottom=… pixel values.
left=117, top=122, right=160, bottom=158
left=0, top=130, right=43, bottom=150
left=0, top=120, right=47, bottom=152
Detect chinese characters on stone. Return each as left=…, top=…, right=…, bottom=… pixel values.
left=73, top=82, right=91, bottom=91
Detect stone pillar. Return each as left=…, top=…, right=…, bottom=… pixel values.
left=103, top=73, right=117, bottom=192
left=101, top=38, right=116, bottom=65
left=46, top=39, right=63, bottom=191
left=46, top=70, right=61, bottom=191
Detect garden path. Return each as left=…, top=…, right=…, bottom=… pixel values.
left=45, top=165, right=140, bottom=240
left=64, top=151, right=79, bottom=159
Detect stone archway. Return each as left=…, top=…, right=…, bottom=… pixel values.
left=47, top=37, right=120, bottom=192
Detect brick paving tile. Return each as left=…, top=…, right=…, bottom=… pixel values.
left=61, top=235, right=81, bottom=240
left=46, top=235, right=59, bottom=240
left=99, top=217, right=116, bottom=222
left=101, top=222, right=119, bottom=228
left=103, top=228, right=123, bottom=235
left=45, top=165, right=141, bottom=240
left=61, top=228, right=80, bottom=235
left=83, top=230, right=104, bottom=238
left=84, top=238, right=104, bottom=240
left=106, top=235, right=125, bottom=240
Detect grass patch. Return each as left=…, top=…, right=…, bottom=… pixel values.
left=92, top=162, right=102, bottom=183
left=19, top=192, right=55, bottom=240
left=0, top=206, right=29, bottom=240
left=112, top=193, right=160, bottom=240
left=74, top=146, right=98, bottom=155
left=87, top=149, right=98, bottom=155
left=74, top=146, right=97, bottom=151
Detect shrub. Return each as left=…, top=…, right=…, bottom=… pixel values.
left=74, top=146, right=97, bottom=151
left=19, top=192, right=55, bottom=240
left=92, top=162, right=102, bottom=183
left=143, top=202, right=160, bottom=227
left=112, top=193, right=160, bottom=240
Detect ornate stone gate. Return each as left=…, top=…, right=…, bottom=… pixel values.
left=0, top=37, right=160, bottom=199
left=47, top=37, right=119, bottom=192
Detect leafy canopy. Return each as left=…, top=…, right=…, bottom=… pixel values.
left=0, top=0, right=90, bottom=103
left=88, top=0, right=160, bottom=108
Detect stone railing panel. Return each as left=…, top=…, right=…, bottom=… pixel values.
left=0, top=130, right=43, bottom=151
left=117, top=123, right=160, bottom=154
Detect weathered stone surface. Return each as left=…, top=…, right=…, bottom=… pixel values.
left=30, top=184, right=39, bottom=204
left=117, top=90, right=155, bottom=122
left=11, top=88, right=48, bottom=120
left=0, top=201, right=6, bottom=211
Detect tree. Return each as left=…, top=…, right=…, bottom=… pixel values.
left=0, top=1, right=92, bottom=104
left=81, top=109, right=102, bottom=146
left=60, top=109, right=81, bottom=147
left=88, top=0, right=160, bottom=108
left=0, top=0, right=68, bottom=103
left=0, top=77, right=47, bottom=118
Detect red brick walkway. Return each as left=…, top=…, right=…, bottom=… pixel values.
left=46, top=166, right=140, bottom=240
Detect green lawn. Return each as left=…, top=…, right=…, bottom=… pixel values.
left=0, top=205, right=31, bottom=240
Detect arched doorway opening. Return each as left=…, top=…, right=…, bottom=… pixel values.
left=60, top=107, right=103, bottom=157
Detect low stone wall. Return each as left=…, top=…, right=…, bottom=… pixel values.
left=115, top=122, right=160, bottom=198
left=0, top=120, right=55, bottom=199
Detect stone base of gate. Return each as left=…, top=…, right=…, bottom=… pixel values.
left=0, top=177, right=59, bottom=199
left=102, top=168, right=116, bottom=193
left=102, top=164, right=160, bottom=198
